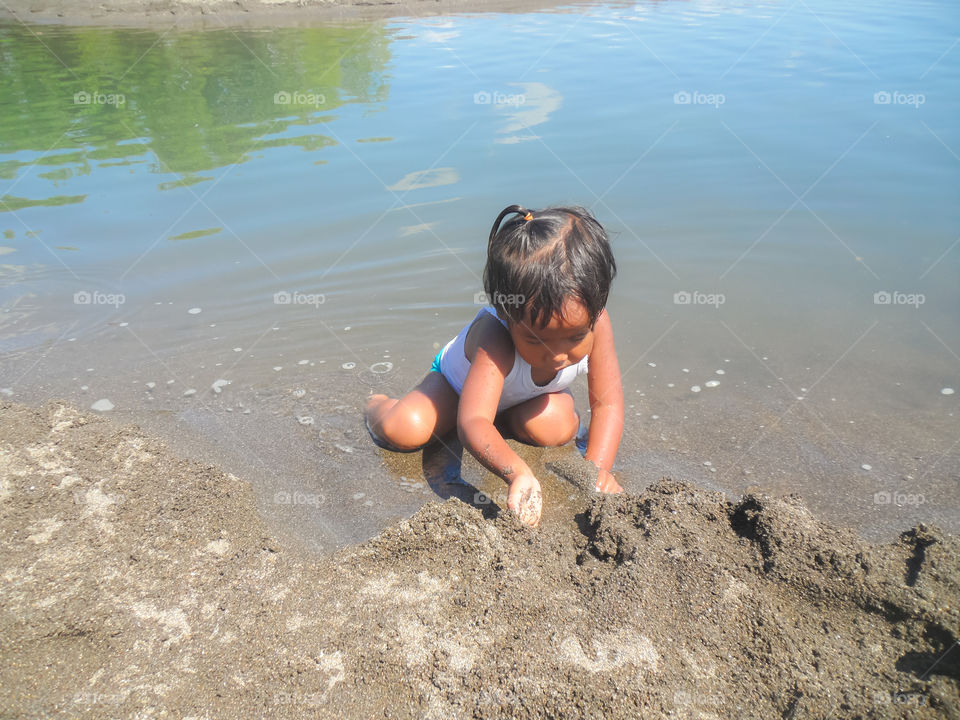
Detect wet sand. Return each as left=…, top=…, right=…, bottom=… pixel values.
left=2, top=400, right=957, bottom=718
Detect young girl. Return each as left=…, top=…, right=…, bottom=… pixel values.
left=365, top=204, right=624, bottom=527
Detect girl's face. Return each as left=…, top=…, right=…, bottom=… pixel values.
left=507, top=297, right=594, bottom=373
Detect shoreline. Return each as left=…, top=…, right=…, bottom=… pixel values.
left=0, top=0, right=580, bottom=27
left=1, top=399, right=957, bottom=718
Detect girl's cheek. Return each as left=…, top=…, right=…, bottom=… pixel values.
left=576, top=335, right=593, bottom=359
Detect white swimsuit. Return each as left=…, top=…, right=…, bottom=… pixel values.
left=437, top=306, right=589, bottom=412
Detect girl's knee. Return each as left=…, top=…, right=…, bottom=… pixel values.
left=531, top=413, right=579, bottom=447
left=374, top=406, right=435, bottom=451
left=513, top=393, right=579, bottom=447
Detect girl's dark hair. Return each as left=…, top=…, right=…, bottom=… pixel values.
left=483, top=204, right=616, bottom=329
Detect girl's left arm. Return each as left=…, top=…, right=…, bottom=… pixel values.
left=586, top=309, right=624, bottom=490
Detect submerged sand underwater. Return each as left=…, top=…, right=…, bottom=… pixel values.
left=1, top=401, right=957, bottom=718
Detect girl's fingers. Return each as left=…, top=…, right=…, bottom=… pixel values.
left=595, top=471, right=623, bottom=494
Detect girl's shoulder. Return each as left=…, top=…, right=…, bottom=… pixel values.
left=463, top=309, right=516, bottom=376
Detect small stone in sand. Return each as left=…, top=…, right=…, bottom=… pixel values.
left=297, top=416, right=314, bottom=426
left=292, top=389, right=306, bottom=398
left=211, top=379, right=231, bottom=394
left=183, top=389, right=197, bottom=397
left=145, top=382, right=156, bottom=389
left=648, top=362, right=656, bottom=367
left=691, top=385, right=701, bottom=393
left=233, top=347, right=242, bottom=352
left=942, top=388, right=955, bottom=395
left=342, top=362, right=356, bottom=370
left=188, top=307, right=202, bottom=315
left=91, top=399, right=114, bottom=412
left=705, top=380, right=720, bottom=388
left=715, top=369, right=725, bottom=375
left=298, top=360, right=309, bottom=365
left=682, top=368, right=690, bottom=373
left=861, top=464, right=872, bottom=471
left=273, top=366, right=282, bottom=372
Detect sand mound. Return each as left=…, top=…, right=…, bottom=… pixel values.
left=1, top=401, right=957, bottom=718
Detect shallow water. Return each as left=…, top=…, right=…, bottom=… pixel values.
left=1, top=0, right=958, bottom=550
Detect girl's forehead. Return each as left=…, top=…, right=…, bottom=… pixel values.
left=516, top=298, right=591, bottom=334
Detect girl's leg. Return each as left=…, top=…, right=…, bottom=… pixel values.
left=365, top=372, right=460, bottom=451
left=501, top=390, right=580, bottom=448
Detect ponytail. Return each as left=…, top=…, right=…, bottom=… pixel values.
left=487, top=204, right=533, bottom=245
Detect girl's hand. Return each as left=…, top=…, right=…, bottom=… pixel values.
left=507, top=473, right=543, bottom=527
left=595, top=468, right=623, bottom=494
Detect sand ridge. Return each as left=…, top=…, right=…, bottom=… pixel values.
left=0, top=400, right=957, bottom=718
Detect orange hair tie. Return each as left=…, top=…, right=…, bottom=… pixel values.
left=523, top=212, right=533, bottom=221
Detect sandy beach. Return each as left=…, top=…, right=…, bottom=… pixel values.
left=2, top=0, right=959, bottom=716
left=1, top=400, right=957, bottom=718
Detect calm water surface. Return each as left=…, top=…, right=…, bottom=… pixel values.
left=1, top=0, right=958, bottom=550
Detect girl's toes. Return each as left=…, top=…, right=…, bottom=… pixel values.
left=365, top=393, right=389, bottom=410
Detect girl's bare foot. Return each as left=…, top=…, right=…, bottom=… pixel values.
left=365, top=393, right=390, bottom=416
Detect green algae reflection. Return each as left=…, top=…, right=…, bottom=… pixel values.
left=0, top=23, right=391, bottom=204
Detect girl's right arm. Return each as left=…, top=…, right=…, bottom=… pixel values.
left=456, top=324, right=541, bottom=521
